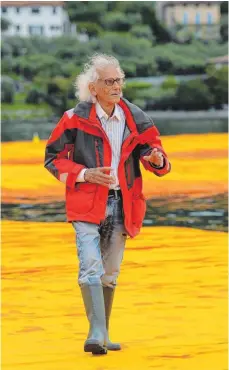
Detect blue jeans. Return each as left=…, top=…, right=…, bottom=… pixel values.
left=72, top=192, right=127, bottom=288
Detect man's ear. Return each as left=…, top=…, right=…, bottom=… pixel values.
left=89, top=82, right=97, bottom=97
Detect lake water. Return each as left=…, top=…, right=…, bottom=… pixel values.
left=2, top=193, right=227, bottom=232
left=127, top=74, right=207, bottom=85
left=2, top=111, right=228, bottom=141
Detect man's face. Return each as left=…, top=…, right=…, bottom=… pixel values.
left=91, top=66, right=124, bottom=105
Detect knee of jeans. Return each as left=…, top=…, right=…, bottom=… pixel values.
left=78, top=275, right=102, bottom=286
left=101, top=273, right=118, bottom=288
left=78, top=261, right=105, bottom=286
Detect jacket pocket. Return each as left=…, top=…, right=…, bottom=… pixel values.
left=132, top=193, right=146, bottom=228
left=66, top=183, right=97, bottom=214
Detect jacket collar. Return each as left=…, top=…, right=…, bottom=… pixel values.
left=73, top=98, right=153, bottom=134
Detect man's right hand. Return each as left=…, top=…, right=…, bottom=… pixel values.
left=84, top=167, right=116, bottom=187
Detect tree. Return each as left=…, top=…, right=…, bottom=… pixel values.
left=1, top=77, right=14, bottom=103
left=45, top=77, right=72, bottom=114
left=65, top=1, right=172, bottom=43
left=161, top=75, right=178, bottom=90
left=26, top=88, right=44, bottom=104
left=1, top=17, right=10, bottom=31
left=101, top=12, right=142, bottom=32
left=130, top=25, right=155, bottom=43
left=206, top=66, right=228, bottom=108
left=220, top=1, right=228, bottom=42
left=119, top=2, right=173, bottom=43
left=220, top=14, right=228, bottom=42
left=66, top=1, right=108, bottom=24
left=12, top=54, right=63, bottom=79
left=109, top=2, right=172, bottom=43
left=175, top=80, right=214, bottom=110
left=76, top=22, right=102, bottom=38
left=123, top=81, right=152, bottom=101
left=221, top=1, right=228, bottom=14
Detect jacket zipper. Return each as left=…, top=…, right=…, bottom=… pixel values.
left=95, top=139, right=102, bottom=167
left=79, top=117, right=135, bottom=158
left=79, top=117, right=137, bottom=188
left=79, top=117, right=113, bottom=163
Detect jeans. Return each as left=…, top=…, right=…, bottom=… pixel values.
left=72, top=192, right=127, bottom=288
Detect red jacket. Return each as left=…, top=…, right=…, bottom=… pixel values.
left=44, top=98, right=171, bottom=238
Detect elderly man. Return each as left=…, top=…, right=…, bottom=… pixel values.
left=44, top=53, right=171, bottom=355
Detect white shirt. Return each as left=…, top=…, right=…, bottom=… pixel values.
left=75, top=102, right=126, bottom=190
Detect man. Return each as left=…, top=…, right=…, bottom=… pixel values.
left=44, top=53, right=171, bottom=355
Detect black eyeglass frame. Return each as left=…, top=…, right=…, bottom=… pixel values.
left=98, top=78, right=125, bottom=86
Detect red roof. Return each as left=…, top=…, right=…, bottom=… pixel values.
left=1, top=1, right=65, bottom=6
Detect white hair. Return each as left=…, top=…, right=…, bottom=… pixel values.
left=74, top=53, right=125, bottom=103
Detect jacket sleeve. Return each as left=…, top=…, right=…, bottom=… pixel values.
left=138, top=125, right=171, bottom=177
left=44, top=112, right=87, bottom=189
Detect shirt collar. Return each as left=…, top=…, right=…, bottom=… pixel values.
left=95, top=102, right=121, bottom=122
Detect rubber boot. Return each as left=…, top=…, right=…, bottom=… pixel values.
left=80, top=284, right=107, bottom=355
left=103, top=286, right=121, bottom=351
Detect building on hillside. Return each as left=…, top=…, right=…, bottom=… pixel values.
left=207, top=55, right=228, bottom=68
left=155, top=1, right=221, bottom=40
left=0, top=1, right=76, bottom=37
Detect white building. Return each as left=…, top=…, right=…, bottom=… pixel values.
left=1, top=1, right=76, bottom=37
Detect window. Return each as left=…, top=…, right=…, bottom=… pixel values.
left=50, top=25, right=61, bottom=31
left=53, top=6, right=57, bottom=14
left=28, top=25, right=44, bottom=35
left=2, top=7, right=7, bottom=13
left=15, top=25, right=20, bottom=31
left=183, top=12, right=188, bottom=25
left=207, top=12, right=213, bottom=25
left=31, top=7, right=40, bottom=14
left=195, top=12, right=201, bottom=25
left=16, top=7, right=20, bottom=13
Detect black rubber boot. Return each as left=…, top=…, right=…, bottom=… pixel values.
left=103, top=286, right=121, bottom=351
left=80, top=284, right=107, bottom=355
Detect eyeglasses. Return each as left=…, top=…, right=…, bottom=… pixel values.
left=99, top=78, right=125, bottom=86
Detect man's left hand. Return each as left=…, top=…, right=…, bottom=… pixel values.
left=143, top=148, right=164, bottom=167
